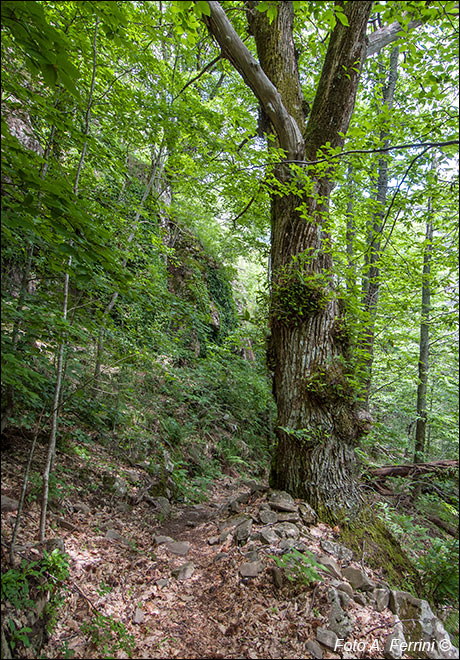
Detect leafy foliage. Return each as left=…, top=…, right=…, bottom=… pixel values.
left=270, top=549, right=323, bottom=587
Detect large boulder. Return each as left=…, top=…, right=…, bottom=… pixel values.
left=388, top=591, right=458, bottom=659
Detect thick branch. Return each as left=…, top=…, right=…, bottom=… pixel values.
left=202, top=1, right=304, bottom=160
left=366, top=19, right=423, bottom=57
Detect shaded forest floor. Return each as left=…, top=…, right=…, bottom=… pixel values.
left=0, top=433, right=456, bottom=659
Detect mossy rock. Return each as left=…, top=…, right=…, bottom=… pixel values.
left=339, top=507, right=422, bottom=595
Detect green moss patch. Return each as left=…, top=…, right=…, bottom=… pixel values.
left=339, top=507, right=422, bottom=594
left=271, top=267, right=328, bottom=326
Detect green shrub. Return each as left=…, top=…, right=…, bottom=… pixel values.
left=270, top=549, right=323, bottom=587
left=419, top=538, right=459, bottom=604
left=1, top=549, right=70, bottom=652
left=81, top=613, right=135, bottom=658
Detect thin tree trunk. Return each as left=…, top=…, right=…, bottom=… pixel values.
left=39, top=18, right=99, bottom=541
left=414, top=209, right=433, bottom=464
left=345, top=165, right=356, bottom=293
left=92, top=149, right=159, bottom=393
left=360, top=48, right=399, bottom=405
left=1, top=125, right=56, bottom=433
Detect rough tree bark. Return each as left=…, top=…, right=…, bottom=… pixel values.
left=200, top=1, right=423, bottom=520
left=202, top=1, right=373, bottom=519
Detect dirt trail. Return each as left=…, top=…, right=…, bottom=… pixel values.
left=1, top=441, right=394, bottom=659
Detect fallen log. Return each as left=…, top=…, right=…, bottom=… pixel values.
left=367, top=459, right=458, bottom=481
left=426, top=515, right=459, bottom=538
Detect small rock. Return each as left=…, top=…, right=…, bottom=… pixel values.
left=299, top=501, right=318, bottom=524
left=353, top=593, right=367, bottom=606
left=384, top=620, right=406, bottom=659
left=338, top=591, right=351, bottom=608
left=1, top=495, right=19, bottom=512
left=155, top=578, right=169, bottom=587
left=214, top=552, right=229, bottom=562
left=279, top=538, right=297, bottom=551
left=260, top=528, right=280, bottom=545
left=295, top=542, right=308, bottom=553
left=316, top=554, right=342, bottom=579
left=306, top=639, right=323, bottom=659
left=328, top=588, right=355, bottom=638
left=342, top=566, right=375, bottom=591
left=337, top=581, right=354, bottom=597
left=218, top=529, right=232, bottom=543
left=273, top=522, right=300, bottom=540
left=244, top=550, right=259, bottom=562
left=171, top=562, right=195, bottom=580
left=236, top=492, right=250, bottom=505
left=373, top=588, right=390, bottom=612
left=208, top=536, right=219, bottom=545
left=219, top=514, right=250, bottom=532
left=277, top=512, right=300, bottom=522
left=152, top=496, right=171, bottom=518
left=268, top=490, right=298, bottom=512
left=133, top=608, right=144, bottom=624
left=316, top=627, right=339, bottom=650
left=166, top=541, right=190, bottom=556
left=235, top=519, right=253, bottom=544
left=105, top=529, right=128, bottom=544
left=154, top=535, right=174, bottom=545
left=271, top=567, right=284, bottom=588
left=73, top=501, right=90, bottom=514
left=320, top=539, right=353, bottom=563
left=240, top=561, right=264, bottom=578
left=245, top=480, right=269, bottom=494
left=259, top=509, right=278, bottom=524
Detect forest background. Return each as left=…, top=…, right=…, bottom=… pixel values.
left=1, top=0, right=459, bottom=654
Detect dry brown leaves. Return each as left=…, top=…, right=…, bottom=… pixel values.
left=1, top=439, right=398, bottom=659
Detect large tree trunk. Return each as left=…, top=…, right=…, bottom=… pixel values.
left=250, top=1, right=373, bottom=517
left=203, top=1, right=384, bottom=519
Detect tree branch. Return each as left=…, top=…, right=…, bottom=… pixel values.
left=366, top=19, right=423, bottom=58
left=200, top=1, right=304, bottom=160
left=172, top=54, right=222, bottom=102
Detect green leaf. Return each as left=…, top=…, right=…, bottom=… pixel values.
left=195, top=1, right=211, bottom=17
left=336, top=11, right=349, bottom=27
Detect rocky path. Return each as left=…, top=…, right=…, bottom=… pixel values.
left=1, top=443, right=458, bottom=659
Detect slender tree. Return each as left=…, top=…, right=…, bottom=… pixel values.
left=39, top=17, right=100, bottom=541
left=414, top=206, right=434, bottom=464
left=360, top=47, right=399, bottom=405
